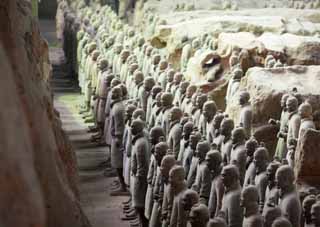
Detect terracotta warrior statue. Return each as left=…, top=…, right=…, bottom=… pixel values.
left=262, top=161, right=281, bottom=216
left=110, top=85, right=127, bottom=195
left=131, top=118, right=150, bottom=227
left=253, top=147, right=269, bottom=212
left=271, top=93, right=289, bottom=161
left=276, top=165, right=301, bottom=227
left=220, top=118, right=235, bottom=165
left=145, top=127, right=166, bottom=220
left=160, top=92, right=174, bottom=136
left=189, top=203, right=210, bottom=227
left=263, top=207, right=282, bottom=227
left=167, top=107, right=183, bottom=158
left=285, top=96, right=300, bottom=167
left=164, top=69, right=175, bottom=93
left=169, top=166, right=188, bottom=227
left=303, top=195, right=317, bottom=227
left=182, top=189, right=199, bottom=216
left=207, top=216, right=227, bottom=227
left=192, top=141, right=211, bottom=205
left=230, top=127, right=247, bottom=185
left=170, top=72, right=183, bottom=97
left=186, top=131, right=202, bottom=188
left=160, top=155, right=176, bottom=227
left=194, top=93, right=208, bottom=134
left=139, top=77, right=155, bottom=113
left=178, top=121, right=194, bottom=163
left=243, top=137, right=259, bottom=187
left=311, top=201, right=320, bottom=227
left=202, top=100, right=218, bottom=144
left=174, top=81, right=190, bottom=107
left=298, top=102, right=315, bottom=138
left=240, top=185, right=263, bottom=227
left=272, top=217, right=292, bottom=227
left=220, top=164, right=243, bottom=227
left=211, top=113, right=226, bottom=150
left=149, top=141, right=169, bottom=227
left=239, top=91, right=252, bottom=138
left=146, top=85, right=162, bottom=125
left=183, top=85, right=197, bottom=114
left=207, top=150, right=225, bottom=218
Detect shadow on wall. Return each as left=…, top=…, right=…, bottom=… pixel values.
left=39, top=0, right=57, bottom=19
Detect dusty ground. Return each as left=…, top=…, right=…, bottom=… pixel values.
left=40, top=19, right=129, bottom=227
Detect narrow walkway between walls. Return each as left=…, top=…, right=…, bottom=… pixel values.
left=40, top=19, right=128, bottom=227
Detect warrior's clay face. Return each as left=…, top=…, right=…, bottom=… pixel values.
left=120, top=51, right=130, bottom=63
left=161, top=94, right=173, bottom=107
left=303, top=196, right=316, bottom=224
left=129, top=64, right=139, bottom=74
left=205, top=152, right=221, bottom=172
left=174, top=73, right=183, bottom=85
left=167, top=70, right=175, bottom=83
left=213, top=114, right=224, bottom=130
left=156, top=93, right=162, bottom=107
left=183, top=123, right=194, bottom=140
left=186, top=86, right=196, bottom=98
left=159, top=60, right=168, bottom=71
left=143, top=79, right=155, bottom=92
left=154, top=143, right=168, bottom=164
left=266, top=164, right=278, bottom=185
left=253, top=149, right=268, bottom=174
left=111, top=87, right=122, bottom=100
left=130, top=120, right=143, bottom=136
left=221, top=167, right=237, bottom=188
left=298, top=103, right=313, bottom=119
left=125, top=106, right=136, bottom=122
left=180, top=82, right=190, bottom=95
left=195, top=142, right=210, bottom=162
left=196, top=95, right=207, bottom=110
left=275, top=167, right=294, bottom=196
left=311, top=204, right=320, bottom=227
left=134, top=72, right=144, bottom=85
left=231, top=128, right=245, bottom=145
left=149, top=53, right=159, bottom=64
left=280, top=94, right=289, bottom=109
left=286, top=97, right=298, bottom=113
left=220, top=119, right=234, bottom=137
left=169, top=108, right=182, bottom=123
left=239, top=93, right=249, bottom=106
left=150, top=129, right=164, bottom=145
left=182, top=192, right=198, bottom=211
left=189, top=133, right=200, bottom=150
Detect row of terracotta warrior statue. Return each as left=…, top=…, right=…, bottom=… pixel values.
left=57, top=1, right=320, bottom=227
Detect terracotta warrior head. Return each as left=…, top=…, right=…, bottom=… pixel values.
left=189, top=204, right=210, bottom=227
left=202, top=101, right=217, bottom=122
left=150, top=126, right=165, bottom=146
left=182, top=189, right=199, bottom=211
